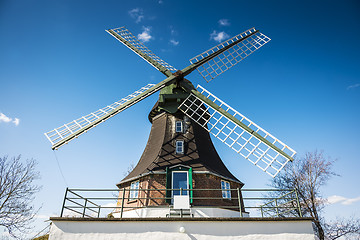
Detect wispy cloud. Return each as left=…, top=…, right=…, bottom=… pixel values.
left=158, top=0, right=164, bottom=4
left=128, top=8, right=144, bottom=23
left=327, top=195, right=360, bottom=205
left=210, top=30, right=229, bottom=43
left=218, top=19, right=230, bottom=26
left=347, top=83, right=360, bottom=90
left=137, top=27, right=152, bottom=42
left=170, top=39, right=179, bottom=46
left=0, top=112, right=20, bottom=126
left=170, top=26, right=177, bottom=36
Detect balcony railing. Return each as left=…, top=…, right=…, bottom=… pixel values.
left=59, top=188, right=302, bottom=218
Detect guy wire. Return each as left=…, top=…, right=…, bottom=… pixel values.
left=52, top=151, right=69, bottom=187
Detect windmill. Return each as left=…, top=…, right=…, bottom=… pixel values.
left=45, top=26, right=297, bottom=217
left=45, top=26, right=295, bottom=177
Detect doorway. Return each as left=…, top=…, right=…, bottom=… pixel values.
left=172, top=171, right=188, bottom=197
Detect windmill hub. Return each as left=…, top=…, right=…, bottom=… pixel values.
left=149, top=79, right=194, bottom=122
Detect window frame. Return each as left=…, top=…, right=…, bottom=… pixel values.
left=175, top=140, right=184, bottom=154
left=221, top=180, right=231, bottom=199
left=175, top=121, right=183, bottom=133
left=129, top=180, right=139, bottom=201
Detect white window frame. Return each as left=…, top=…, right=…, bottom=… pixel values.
left=175, top=140, right=184, bottom=154
left=129, top=180, right=139, bottom=201
left=221, top=180, right=231, bottom=199
left=175, top=121, right=183, bottom=133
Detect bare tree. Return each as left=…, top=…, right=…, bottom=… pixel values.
left=123, top=162, right=135, bottom=177
left=0, top=155, right=41, bottom=238
left=324, top=216, right=360, bottom=240
left=269, top=150, right=337, bottom=240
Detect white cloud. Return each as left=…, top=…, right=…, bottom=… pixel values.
left=170, top=39, right=179, bottom=46
left=35, top=214, right=51, bottom=219
left=137, top=27, right=152, bottom=42
left=0, top=112, right=11, bottom=123
left=0, top=112, right=20, bottom=126
left=343, top=197, right=360, bottom=205
left=128, top=8, right=144, bottom=23
left=13, top=118, right=20, bottom=126
left=102, top=202, right=117, bottom=208
left=327, top=195, right=360, bottom=205
left=218, top=19, right=230, bottom=26
left=210, top=30, right=229, bottom=43
left=1, top=231, right=10, bottom=237
left=347, top=83, right=360, bottom=90
left=327, top=195, right=347, bottom=204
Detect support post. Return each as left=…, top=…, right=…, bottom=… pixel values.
left=60, top=187, right=68, bottom=217
left=295, top=189, right=302, bottom=217
left=180, top=188, right=183, bottom=218
left=120, top=188, right=126, bottom=218
left=83, top=198, right=87, bottom=217
left=237, top=188, right=243, bottom=217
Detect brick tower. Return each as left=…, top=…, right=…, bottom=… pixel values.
left=115, top=80, right=247, bottom=217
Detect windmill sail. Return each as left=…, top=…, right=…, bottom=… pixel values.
left=107, top=27, right=177, bottom=77
left=189, top=28, right=270, bottom=82
left=178, top=85, right=296, bottom=177
left=45, top=84, right=159, bottom=150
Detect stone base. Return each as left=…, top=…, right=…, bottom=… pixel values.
left=49, top=217, right=315, bottom=240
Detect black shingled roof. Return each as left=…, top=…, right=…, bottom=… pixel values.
left=120, top=111, right=241, bottom=184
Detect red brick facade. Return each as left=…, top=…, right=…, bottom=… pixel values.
left=117, top=173, right=246, bottom=213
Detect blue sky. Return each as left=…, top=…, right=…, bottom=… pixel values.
left=1, top=0, right=360, bottom=237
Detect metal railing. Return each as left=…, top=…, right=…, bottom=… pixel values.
left=242, top=189, right=302, bottom=218
left=60, top=188, right=302, bottom=218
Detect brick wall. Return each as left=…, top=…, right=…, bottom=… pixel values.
left=117, top=173, right=245, bottom=213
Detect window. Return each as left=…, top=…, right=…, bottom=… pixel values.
left=221, top=180, right=231, bottom=199
left=129, top=181, right=139, bottom=200
left=175, top=121, right=183, bottom=133
left=175, top=140, right=184, bottom=154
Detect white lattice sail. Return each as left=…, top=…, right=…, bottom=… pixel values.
left=45, top=84, right=155, bottom=149
left=178, top=85, right=296, bottom=177
left=190, top=28, right=271, bottom=82
left=107, top=27, right=177, bottom=76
